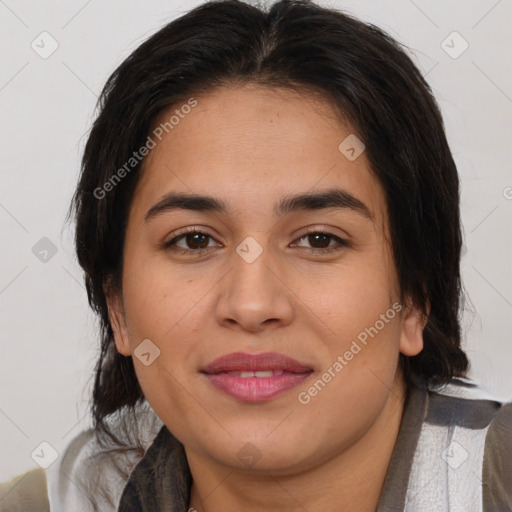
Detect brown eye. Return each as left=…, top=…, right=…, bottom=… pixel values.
left=182, top=232, right=210, bottom=249
left=163, top=230, right=219, bottom=254
left=292, top=232, right=349, bottom=254
left=306, top=233, right=331, bottom=249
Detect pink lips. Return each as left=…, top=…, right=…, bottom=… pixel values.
left=201, top=352, right=313, bottom=402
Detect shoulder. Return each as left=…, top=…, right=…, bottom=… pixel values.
left=426, top=376, right=507, bottom=428
left=46, top=405, right=163, bottom=512
left=431, top=377, right=512, bottom=511
left=481, top=398, right=512, bottom=511
left=404, top=375, right=512, bottom=512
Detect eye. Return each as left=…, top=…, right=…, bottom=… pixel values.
left=162, top=228, right=220, bottom=255
left=162, top=228, right=349, bottom=256
left=291, top=231, right=349, bottom=254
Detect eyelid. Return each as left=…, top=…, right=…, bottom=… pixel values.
left=163, top=225, right=349, bottom=244
left=291, top=227, right=350, bottom=253
left=163, top=226, right=221, bottom=248
left=298, top=224, right=350, bottom=239
left=163, top=224, right=350, bottom=255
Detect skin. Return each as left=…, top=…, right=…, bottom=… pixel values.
left=105, top=83, right=426, bottom=512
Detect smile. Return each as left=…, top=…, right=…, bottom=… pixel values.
left=201, top=352, right=313, bottom=402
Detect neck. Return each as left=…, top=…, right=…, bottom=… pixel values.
left=188, top=371, right=408, bottom=512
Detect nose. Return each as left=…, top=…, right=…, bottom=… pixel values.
left=215, top=240, right=295, bottom=333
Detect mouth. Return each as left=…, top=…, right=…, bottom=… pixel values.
left=201, top=352, right=314, bottom=402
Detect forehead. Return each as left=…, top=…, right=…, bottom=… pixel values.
left=129, top=83, right=387, bottom=228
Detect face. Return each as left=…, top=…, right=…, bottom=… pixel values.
left=106, top=83, right=424, bottom=475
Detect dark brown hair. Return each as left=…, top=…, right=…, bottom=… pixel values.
left=65, top=0, right=469, bottom=506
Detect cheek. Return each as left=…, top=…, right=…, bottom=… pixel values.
left=300, top=260, right=402, bottom=387
left=121, top=254, right=206, bottom=342
left=300, top=258, right=395, bottom=334
left=120, top=256, right=209, bottom=371
left=131, top=358, right=197, bottom=442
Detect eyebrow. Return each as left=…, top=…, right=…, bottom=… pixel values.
left=144, top=188, right=374, bottom=223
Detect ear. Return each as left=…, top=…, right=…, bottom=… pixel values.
left=399, top=298, right=429, bottom=357
left=103, top=279, right=132, bottom=356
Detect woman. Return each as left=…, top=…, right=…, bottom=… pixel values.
left=37, top=0, right=512, bottom=510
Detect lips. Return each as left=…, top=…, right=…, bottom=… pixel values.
left=201, top=352, right=313, bottom=374
left=201, top=352, right=313, bottom=402
left=225, top=370, right=285, bottom=377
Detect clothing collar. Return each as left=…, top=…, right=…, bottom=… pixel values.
left=376, top=373, right=429, bottom=511
left=118, top=375, right=429, bottom=511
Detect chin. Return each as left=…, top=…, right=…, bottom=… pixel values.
left=201, top=432, right=317, bottom=474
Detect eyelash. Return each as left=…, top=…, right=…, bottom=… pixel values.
left=162, top=227, right=349, bottom=256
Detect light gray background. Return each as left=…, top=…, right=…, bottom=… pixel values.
left=1, top=0, right=511, bottom=482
